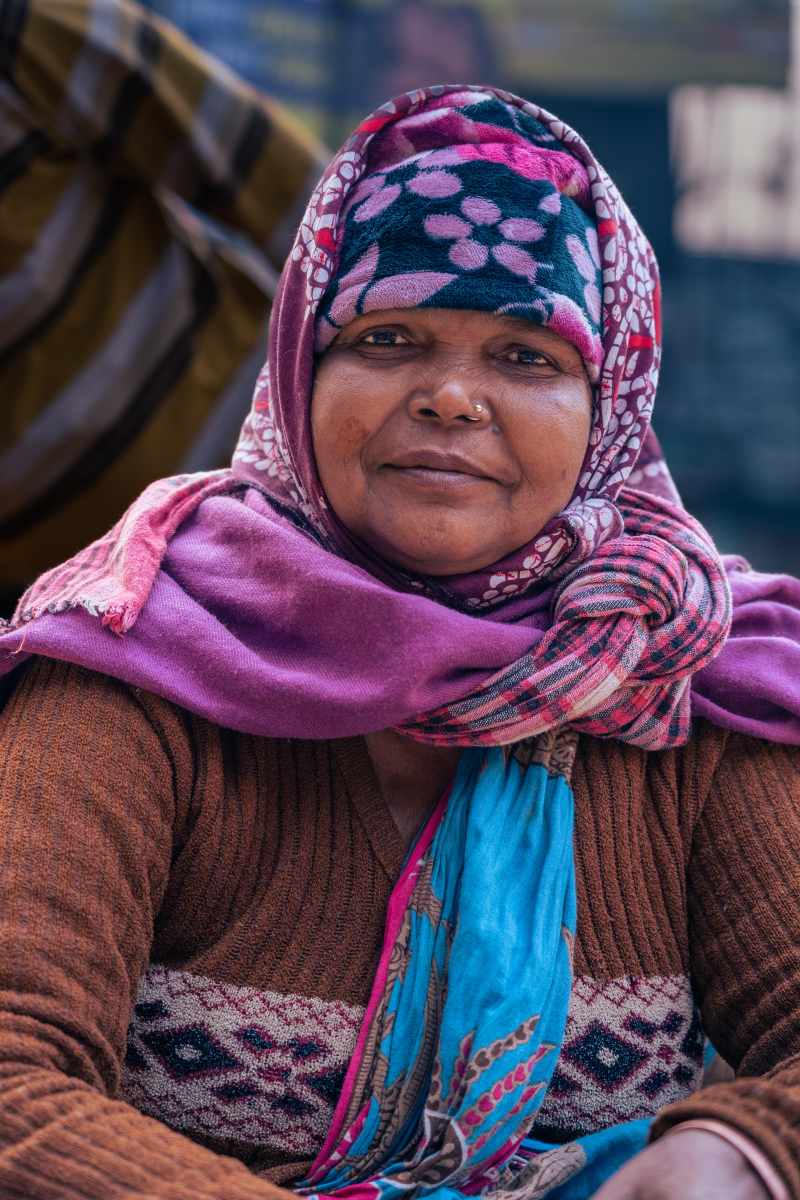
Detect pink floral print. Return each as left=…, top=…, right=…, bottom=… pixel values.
left=424, top=196, right=545, bottom=282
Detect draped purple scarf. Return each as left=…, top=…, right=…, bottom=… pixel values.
left=1, top=85, right=799, bottom=748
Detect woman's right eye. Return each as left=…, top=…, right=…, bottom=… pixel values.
left=359, top=329, right=410, bottom=347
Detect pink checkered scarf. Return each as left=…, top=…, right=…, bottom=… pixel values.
left=8, top=86, right=732, bottom=750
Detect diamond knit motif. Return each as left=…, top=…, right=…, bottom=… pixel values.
left=563, top=1022, right=647, bottom=1088
left=121, top=968, right=703, bottom=1159
left=121, top=966, right=363, bottom=1155
left=140, top=1026, right=240, bottom=1078
left=533, top=974, right=704, bottom=1136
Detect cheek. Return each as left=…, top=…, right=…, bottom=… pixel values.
left=311, top=381, right=373, bottom=500
left=340, top=412, right=373, bottom=451
left=507, top=389, right=592, bottom=523
left=519, top=406, right=590, bottom=480
left=557, top=419, right=591, bottom=482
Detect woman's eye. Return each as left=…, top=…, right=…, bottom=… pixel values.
left=505, top=346, right=552, bottom=367
left=359, top=329, right=410, bottom=347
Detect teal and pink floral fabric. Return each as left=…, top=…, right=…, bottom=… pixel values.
left=296, top=738, right=650, bottom=1200
left=316, top=97, right=602, bottom=378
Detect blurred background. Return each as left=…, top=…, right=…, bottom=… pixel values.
left=2, top=0, right=798, bottom=613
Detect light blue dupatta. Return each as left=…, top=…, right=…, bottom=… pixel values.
left=297, top=739, right=651, bottom=1200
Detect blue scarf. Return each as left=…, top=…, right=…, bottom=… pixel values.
left=297, top=744, right=651, bottom=1200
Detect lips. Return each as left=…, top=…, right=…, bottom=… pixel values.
left=382, top=448, right=500, bottom=481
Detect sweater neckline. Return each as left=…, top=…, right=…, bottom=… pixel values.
left=331, top=736, right=415, bottom=882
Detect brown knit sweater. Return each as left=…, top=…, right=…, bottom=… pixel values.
left=0, top=657, right=799, bottom=1199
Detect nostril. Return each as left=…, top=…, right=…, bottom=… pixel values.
left=418, top=407, right=439, bottom=418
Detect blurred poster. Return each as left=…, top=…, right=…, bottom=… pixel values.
left=145, top=0, right=790, bottom=140
left=497, top=0, right=790, bottom=95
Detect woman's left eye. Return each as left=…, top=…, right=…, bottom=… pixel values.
left=504, top=346, right=551, bottom=367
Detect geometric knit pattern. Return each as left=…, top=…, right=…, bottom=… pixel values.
left=119, top=967, right=704, bottom=1161
left=533, top=975, right=704, bottom=1138
left=120, top=966, right=363, bottom=1154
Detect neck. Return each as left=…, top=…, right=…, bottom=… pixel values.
left=364, top=729, right=461, bottom=847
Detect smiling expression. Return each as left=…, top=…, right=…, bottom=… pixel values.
left=311, top=308, right=593, bottom=576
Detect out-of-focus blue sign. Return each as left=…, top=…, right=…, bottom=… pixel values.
left=145, top=0, right=790, bottom=140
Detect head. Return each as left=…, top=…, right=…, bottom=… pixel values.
left=233, top=86, right=662, bottom=608
left=311, top=93, right=604, bottom=576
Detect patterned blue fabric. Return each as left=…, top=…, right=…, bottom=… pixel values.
left=300, top=748, right=651, bottom=1199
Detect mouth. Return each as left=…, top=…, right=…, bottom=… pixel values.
left=381, top=450, right=500, bottom=486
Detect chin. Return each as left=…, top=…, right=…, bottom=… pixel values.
left=371, top=540, right=491, bottom=577
left=359, top=518, right=506, bottom=577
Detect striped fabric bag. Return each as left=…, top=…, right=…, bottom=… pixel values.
left=0, top=0, right=326, bottom=607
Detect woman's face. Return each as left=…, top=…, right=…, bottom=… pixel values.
left=311, top=308, right=592, bottom=576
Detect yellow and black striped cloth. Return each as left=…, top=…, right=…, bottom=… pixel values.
left=0, top=0, right=327, bottom=602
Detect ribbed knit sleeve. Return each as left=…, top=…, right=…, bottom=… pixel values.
left=652, top=730, right=800, bottom=1198
left=0, top=657, right=294, bottom=1200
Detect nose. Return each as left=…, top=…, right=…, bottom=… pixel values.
left=408, top=377, right=492, bottom=427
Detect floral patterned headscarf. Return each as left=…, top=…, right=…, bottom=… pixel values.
left=233, top=86, right=665, bottom=611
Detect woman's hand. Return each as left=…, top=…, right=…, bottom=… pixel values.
left=591, top=1129, right=770, bottom=1199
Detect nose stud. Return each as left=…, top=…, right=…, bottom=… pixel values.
left=464, top=402, right=485, bottom=422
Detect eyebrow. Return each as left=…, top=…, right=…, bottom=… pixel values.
left=493, top=315, right=550, bottom=337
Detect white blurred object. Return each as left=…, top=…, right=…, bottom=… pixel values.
left=671, top=1, right=800, bottom=259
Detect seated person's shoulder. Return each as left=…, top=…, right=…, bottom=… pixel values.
left=2, top=656, right=192, bottom=743
left=574, top=718, right=798, bottom=834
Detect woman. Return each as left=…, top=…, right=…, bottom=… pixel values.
left=1, top=85, right=800, bottom=1200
